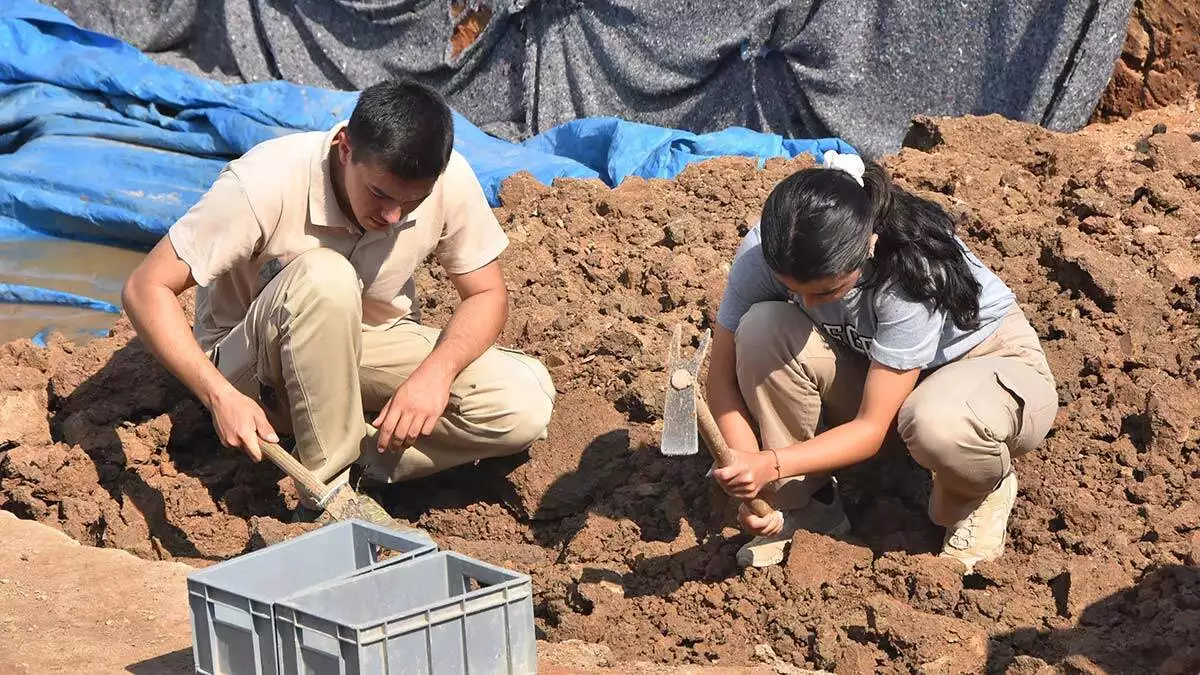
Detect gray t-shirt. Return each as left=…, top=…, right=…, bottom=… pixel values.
left=716, top=226, right=1015, bottom=370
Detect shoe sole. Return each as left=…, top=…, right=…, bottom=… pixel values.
left=738, top=515, right=853, bottom=568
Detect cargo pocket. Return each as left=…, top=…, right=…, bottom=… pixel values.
left=991, top=367, right=1058, bottom=461
left=963, top=374, right=1020, bottom=481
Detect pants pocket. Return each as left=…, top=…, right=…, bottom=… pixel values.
left=961, top=374, right=1019, bottom=481
left=992, top=368, right=1058, bottom=460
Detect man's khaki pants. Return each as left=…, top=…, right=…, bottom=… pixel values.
left=207, top=248, right=556, bottom=488
left=734, top=301, right=1058, bottom=526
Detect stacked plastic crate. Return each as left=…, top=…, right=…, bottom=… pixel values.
left=188, top=520, right=537, bottom=675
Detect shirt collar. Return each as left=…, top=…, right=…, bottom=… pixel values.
left=308, top=121, right=356, bottom=231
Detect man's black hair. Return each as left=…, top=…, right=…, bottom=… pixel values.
left=345, top=78, right=454, bottom=180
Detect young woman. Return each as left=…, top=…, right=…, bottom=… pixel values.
left=708, top=152, right=1058, bottom=571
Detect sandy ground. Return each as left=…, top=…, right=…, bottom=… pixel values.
left=0, top=511, right=194, bottom=674
left=0, top=512, right=826, bottom=674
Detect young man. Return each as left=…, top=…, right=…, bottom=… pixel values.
left=123, top=79, right=556, bottom=511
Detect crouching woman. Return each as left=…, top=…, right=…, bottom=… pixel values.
left=707, top=153, right=1058, bottom=572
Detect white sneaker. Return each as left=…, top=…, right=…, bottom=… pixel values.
left=940, top=471, right=1018, bottom=573
left=736, top=481, right=851, bottom=568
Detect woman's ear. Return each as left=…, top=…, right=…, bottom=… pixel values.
left=867, top=233, right=879, bottom=258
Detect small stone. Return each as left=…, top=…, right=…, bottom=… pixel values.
left=1152, top=122, right=1168, bottom=135
left=1138, top=225, right=1160, bottom=236
left=0, top=579, right=8, bottom=584
left=597, top=580, right=625, bottom=597
left=1006, top=654, right=1057, bottom=675
left=0, top=390, right=51, bottom=447
left=669, top=368, right=693, bottom=390
left=1064, top=558, right=1134, bottom=617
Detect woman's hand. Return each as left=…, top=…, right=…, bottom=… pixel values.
left=712, top=449, right=776, bottom=499
left=738, top=502, right=784, bottom=536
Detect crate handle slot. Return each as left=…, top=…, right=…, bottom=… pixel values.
left=210, top=602, right=253, bottom=631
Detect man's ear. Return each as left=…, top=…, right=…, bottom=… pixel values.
left=335, top=129, right=353, bottom=165
left=866, top=233, right=879, bottom=258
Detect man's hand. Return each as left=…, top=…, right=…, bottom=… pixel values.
left=738, top=502, right=785, bottom=536
left=712, top=448, right=775, bottom=500
left=123, top=237, right=279, bottom=463
left=208, top=386, right=278, bottom=461
left=372, top=367, right=453, bottom=452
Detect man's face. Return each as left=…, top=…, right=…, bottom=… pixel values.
left=336, top=132, right=438, bottom=231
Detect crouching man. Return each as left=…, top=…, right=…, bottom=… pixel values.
left=122, top=79, right=556, bottom=513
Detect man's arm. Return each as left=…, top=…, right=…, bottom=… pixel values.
left=372, top=259, right=508, bottom=450
left=122, top=237, right=277, bottom=460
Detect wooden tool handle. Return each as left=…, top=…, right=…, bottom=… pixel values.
left=258, top=441, right=331, bottom=502
left=695, top=396, right=777, bottom=518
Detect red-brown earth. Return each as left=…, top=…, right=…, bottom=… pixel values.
left=2, top=106, right=1199, bottom=673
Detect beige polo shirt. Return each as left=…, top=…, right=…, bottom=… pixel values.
left=168, top=123, right=508, bottom=350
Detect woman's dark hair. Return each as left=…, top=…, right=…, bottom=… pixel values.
left=759, top=159, right=981, bottom=330
left=346, top=78, right=454, bottom=180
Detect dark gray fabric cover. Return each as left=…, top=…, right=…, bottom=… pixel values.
left=48, top=0, right=1133, bottom=156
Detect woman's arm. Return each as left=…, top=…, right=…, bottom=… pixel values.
left=713, top=361, right=919, bottom=499
left=706, top=325, right=760, bottom=454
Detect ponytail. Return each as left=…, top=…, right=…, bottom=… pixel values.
left=861, top=162, right=981, bottom=330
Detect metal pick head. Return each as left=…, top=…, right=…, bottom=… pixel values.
left=660, top=325, right=712, bottom=456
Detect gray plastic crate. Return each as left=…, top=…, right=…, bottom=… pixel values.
left=189, top=520, right=437, bottom=675
left=275, top=551, right=536, bottom=675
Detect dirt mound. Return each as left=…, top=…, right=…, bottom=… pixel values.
left=1096, top=0, right=1199, bottom=120
left=3, top=108, right=1200, bottom=673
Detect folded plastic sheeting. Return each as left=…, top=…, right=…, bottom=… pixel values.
left=0, top=1, right=851, bottom=327
left=0, top=282, right=119, bottom=313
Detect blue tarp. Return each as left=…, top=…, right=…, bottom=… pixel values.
left=0, top=0, right=853, bottom=322
left=0, top=281, right=119, bottom=312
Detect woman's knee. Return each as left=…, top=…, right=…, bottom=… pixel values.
left=734, top=302, right=814, bottom=383
left=898, top=394, right=1007, bottom=495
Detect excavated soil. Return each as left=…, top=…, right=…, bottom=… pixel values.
left=3, top=107, right=1200, bottom=673
left=1095, top=0, right=1199, bottom=121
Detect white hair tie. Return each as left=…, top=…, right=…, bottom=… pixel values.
left=821, top=150, right=865, bottom=187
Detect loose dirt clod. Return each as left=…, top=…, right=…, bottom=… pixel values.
left=1, top=108, right=1199, bottom=673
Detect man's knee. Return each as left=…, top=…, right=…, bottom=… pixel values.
left=470, top=353, right=559, bottom=451
left=281, top=249, right=360, bottom=314
left=503, top=398, right=554, bottom=454
left=499, top=355, right=554, bottom=449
